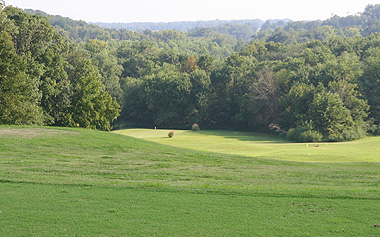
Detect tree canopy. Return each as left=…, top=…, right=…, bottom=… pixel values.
left=0, top=5, right=119, bottom=130
left=2, top=3, right=380, bottom=140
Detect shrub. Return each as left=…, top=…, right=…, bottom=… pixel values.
left=168, top=130, right=175, bottom=138
left=326, top=133, right=344, bottom=142
left=286, top=127, right=304, bottom=141
left=286, top=128, right=296, bottom=140
left=326, top=127, right=366, bottom=142
left=192, top=123, right=200, bottom=131
left=298, top=130, right=323, bottom=142
left=365, top=118, right=380, bottom=135
left=342, top=127, right=366, bottom=141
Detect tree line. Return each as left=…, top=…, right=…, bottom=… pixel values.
left=2, top=3, right=380, bottom=141
left=0, top=4, right=119, bottom=130
left=117, top=37, right=380, bottom=142
left=255, top=4, right=380, bottom=42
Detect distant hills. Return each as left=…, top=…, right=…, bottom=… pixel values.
left=22, top=4, right=380, bottom=43
left=22, top=8, right=290, bottom=42
left=92, top=19, right=266, bottom=32
left=92, top=19, right=294, bottom=42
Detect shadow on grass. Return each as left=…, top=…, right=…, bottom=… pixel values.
left=197, top=130, right=290, bottom=144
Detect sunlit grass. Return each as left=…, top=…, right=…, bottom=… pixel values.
left=114, top=128, right=380, bottom=163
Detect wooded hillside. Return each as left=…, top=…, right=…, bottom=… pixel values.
left=2, top=2, right=380, bottom=141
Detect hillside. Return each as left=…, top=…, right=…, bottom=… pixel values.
left=1, top=126, right=380, bottom=235
left=1, top=125, right=379, bottom=198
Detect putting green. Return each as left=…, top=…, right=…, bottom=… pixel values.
left=113, top=129, right=380, bottom=163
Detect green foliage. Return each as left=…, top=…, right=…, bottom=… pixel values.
left=341, top=127, right=367, bottom=141
left=252, top=4, right=380, bottom=43
left=0, top=6, right=120, bottom=130
left=298, top=130, right=323, bottom=142
left=280, top=84, right=313, bottom=129
left=111, top=31, right=373, bottom=140
left=5, top=6, right=56, bottom=57
left=197, top=54, right=214, bottom=72
left=360, top=46, right=380, bottom=124
left=69, top=58, right=120, bottom=131
left=144, top=66, right=193, bottom=126
left=0, top=4, right=16, bottom=33
left=208, top=53, right=257, bottom=127
left=311, top=89, right=354, bottom=141
left=189, top=70, right=211, bottom=123
left=0, top=31, right=43, bottom=125
left=286, top=127, right=304, bottom=141
left=84, top=39, right=123, bottom=101
left=37, top=39, right=72, bottom=126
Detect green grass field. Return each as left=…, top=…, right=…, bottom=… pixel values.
left=1, top=126, right=380, bottom=235
left=114, top=128, right=380, bottom=163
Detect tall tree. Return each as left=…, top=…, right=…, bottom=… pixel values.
left=68, top=57, right=120, bottom=131
left=144, top=64, right=193, bottom=127
left=311, top=88, right=354, bottom=141
left=0, top=31, right=43, bottom=124
left=360, top=47, right=380, bottom=123
left=85, top=39, right=123, bottom=101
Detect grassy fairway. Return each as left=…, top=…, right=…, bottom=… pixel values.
left=1, top=126, right=380, bottom=235
left=114, top=128, right=380, bottom=163
left=2, top=183, right=380, bottom=236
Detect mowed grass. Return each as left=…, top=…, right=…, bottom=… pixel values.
left=2, top=183, right=380, bottom=236
left=1, top=126, right=380, bottom=235
left=114, top=128, right=380, bottom=163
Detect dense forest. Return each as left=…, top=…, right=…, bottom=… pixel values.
left=2, top=2, right=380, bottom=142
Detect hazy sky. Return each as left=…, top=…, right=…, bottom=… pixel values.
left=4, top=0, right=380, bottom=23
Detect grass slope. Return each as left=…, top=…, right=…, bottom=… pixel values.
left=114, top=128, right=380, bottom=163
left=1, top=126, right=380, bottom=235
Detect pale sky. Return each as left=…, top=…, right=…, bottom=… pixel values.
left=4, top=0, right=380, bottom=23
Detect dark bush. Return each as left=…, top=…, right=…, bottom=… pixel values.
left=286, top=127, right=304, bottom=141
left=168, top=130, right=175, bottom=138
